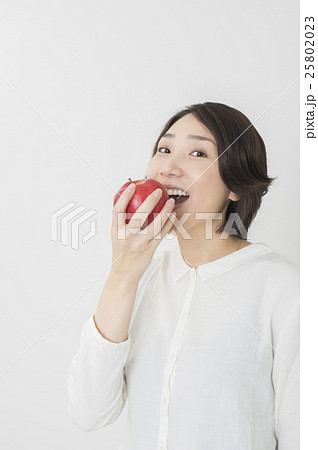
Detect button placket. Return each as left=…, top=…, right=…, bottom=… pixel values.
left=157, top=270, right=198, bottom=449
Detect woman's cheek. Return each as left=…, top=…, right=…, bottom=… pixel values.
left=147, top=160, right=159, bottom=176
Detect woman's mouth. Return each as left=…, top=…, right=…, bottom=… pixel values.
left=167, top=189, right=190, bottom=210
left=174, top=200, right=189, bottom=210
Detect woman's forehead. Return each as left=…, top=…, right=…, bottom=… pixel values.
left=163, top=116, right=216, bottom=143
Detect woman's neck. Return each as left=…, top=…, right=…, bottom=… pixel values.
left=176, top=233, right=252, bottom=269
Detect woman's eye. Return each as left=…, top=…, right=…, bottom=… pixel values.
left=157, top=147, right=207, bottom=157
left=191, top=150, right=207, bottom=158
left=157, top=147, right=170, bottom=154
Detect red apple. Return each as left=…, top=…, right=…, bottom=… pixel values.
left=113, top=178, right=170, bottom=230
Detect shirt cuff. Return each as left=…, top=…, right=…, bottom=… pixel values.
left=87, top=315, right=131, bottom=348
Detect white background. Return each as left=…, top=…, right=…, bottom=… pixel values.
left=0, top=1, right=299, bottom=449
left=300, top=0, right=317, bottom=449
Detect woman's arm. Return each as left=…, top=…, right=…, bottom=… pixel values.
left=94, top=270, right=142, bottom=343
left=272, top=299, right=300, bottom=449
left=67, top=182, right=175, bottom=431
left=67, top=271, right=141, bottom=431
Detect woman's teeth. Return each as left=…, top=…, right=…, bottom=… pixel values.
left=166, top=188, right=189, bottom=197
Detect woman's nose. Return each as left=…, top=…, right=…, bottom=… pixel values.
left=159, top=164, right=183, bottom=177
left=159, top=155, right=184, bottom=177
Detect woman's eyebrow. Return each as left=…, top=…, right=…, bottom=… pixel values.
left=161, top=133, right=216, bottom=146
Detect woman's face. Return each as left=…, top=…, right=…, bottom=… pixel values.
left=146, top=113, right=238, bottom=237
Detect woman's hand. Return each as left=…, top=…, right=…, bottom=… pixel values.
left=110, top=183, right=176, bottom=281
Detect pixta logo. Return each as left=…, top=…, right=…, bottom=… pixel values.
left=51, top=202, right=97, bottom=250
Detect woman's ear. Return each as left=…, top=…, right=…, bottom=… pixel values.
left=228, top=191, right=240, bottom=202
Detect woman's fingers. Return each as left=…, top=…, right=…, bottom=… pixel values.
left=149, top=210, right=177, bottom=249
left=112, top=183, right=136, bottom=231
left=145, top=197, right=176, bottom=241
left=112, top=185, right=176, bottom=243
left=126, top=188, right=164, bottom=232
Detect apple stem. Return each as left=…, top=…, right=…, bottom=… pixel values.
left=128, top=177, right=134, bottom=184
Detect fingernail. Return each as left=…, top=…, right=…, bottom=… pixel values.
left=127, top=183, right=135, bottom=191
left=166, top=198, right=175, bottom=206
left=153, top=188, right=162, bottom=197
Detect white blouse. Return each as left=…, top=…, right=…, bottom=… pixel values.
left=67, top=242, right=299, bottom=450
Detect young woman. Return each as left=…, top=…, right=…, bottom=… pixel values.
left=68, top=103, right=299, bottom=450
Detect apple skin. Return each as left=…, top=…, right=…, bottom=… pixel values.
left=113, top=178, right=170, bottom=230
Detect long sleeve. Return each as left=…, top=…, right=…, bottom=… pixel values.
left=272, top=299, right=300, bottom=450
left=67, top=315, right=131, bottom=431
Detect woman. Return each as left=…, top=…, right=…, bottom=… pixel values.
left=68, top=103, right=299, bottom=450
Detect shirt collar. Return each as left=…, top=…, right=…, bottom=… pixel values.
left=168, top=242, right=276, bottom=282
